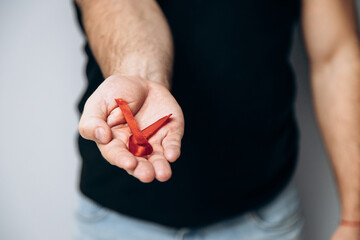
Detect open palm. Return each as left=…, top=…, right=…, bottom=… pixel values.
left=79, top=75, right=184, bottom=182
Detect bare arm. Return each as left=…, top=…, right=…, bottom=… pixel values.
left=302, top=0, right=360, bottom=237
left=77, top=0, right=184, bottom=183
left=76, top=0, right=173, bottom=88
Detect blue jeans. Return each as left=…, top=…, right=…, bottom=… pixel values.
left=75, top=181, right=304, bottom=240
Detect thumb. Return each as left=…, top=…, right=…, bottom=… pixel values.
left=78, top=98, right=112, bottom=144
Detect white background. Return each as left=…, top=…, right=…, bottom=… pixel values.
left=0, top=1, right=358, bottom=239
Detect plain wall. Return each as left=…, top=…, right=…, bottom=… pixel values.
left=0, top=1, right=358, bottom=239
left=0, top=1, right=83, bottom=239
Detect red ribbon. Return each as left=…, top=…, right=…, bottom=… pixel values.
left=115, top=98, right=172, bottom=157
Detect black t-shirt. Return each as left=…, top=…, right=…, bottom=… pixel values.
left=75, top=0, right=300, bottom=228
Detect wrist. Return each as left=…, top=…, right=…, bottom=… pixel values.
left=341, top=201, right=360, bottom=222
left=106, top=53, right=172, bottom=90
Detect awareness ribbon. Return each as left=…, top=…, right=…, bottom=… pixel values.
left=115, top=98, right=172, bottom=157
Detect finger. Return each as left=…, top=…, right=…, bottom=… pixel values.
left=79, top=95, right=112, bottom=144
left=148, top=143, right=172, bottom=182
left=97, top=137, right=138, bottom=170
left=132, top=157, right=156, bottom=183
left=162, top=132, right=182, bottom=162
left=107, top=107, right=125, bottom=128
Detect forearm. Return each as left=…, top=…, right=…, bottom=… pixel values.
left=76, top=0, right=173, bottom=88
left=311, top=54, right=360, bottom=220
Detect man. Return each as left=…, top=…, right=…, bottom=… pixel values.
left=74, top=0, right=360, bottom=239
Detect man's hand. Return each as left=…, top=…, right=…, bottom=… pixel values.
left=331, top=226, right=360, bottom=240
left=78, top=75, right=184, bottom=183
left=76, top=0, right=178, bottom=183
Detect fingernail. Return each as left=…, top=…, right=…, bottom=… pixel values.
left=95, top=127, right=106, bottom=143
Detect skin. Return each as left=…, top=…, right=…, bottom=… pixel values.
left=80, top=75, right=184, bottom=182
left=302, top=0, right=360, bottom=238
left=77, top=0, right=360, bottom=238
left=77, top=0, right=184, bottom=183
